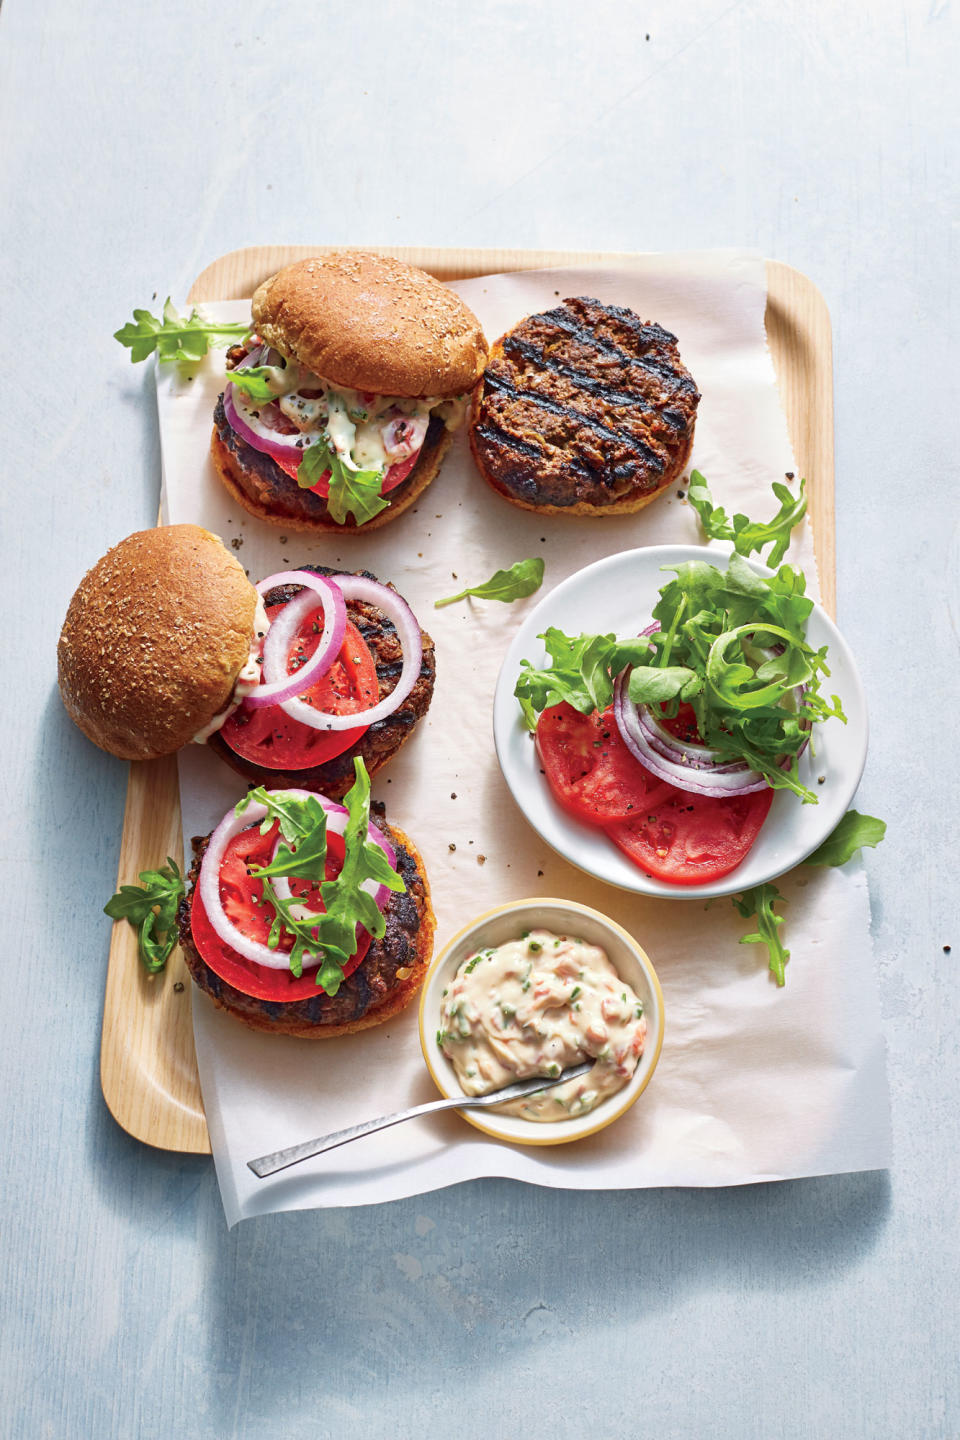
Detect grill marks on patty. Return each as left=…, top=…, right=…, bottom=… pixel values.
left=470, top=297, right=700, bottom=510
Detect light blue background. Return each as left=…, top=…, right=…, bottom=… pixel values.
left=2, top=2, right=956, bottom=1435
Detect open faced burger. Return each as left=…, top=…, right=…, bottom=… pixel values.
left=211, top=251, right=488, bottom=532
left=57, top=527, right=434, bottom=797
left=470, top=296, right=700, bottom=516
left=179, top=761, right=435, bottom=1036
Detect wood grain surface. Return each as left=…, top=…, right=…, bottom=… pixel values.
left=99, top=249, right=835, bottom=1156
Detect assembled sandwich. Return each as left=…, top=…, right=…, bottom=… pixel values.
left=57, top=525, right=435, bottom=795
left=211, top=252, right=488, bottom=531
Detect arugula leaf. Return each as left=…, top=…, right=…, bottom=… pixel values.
left=732, top=808, right=886, bottom=985
left=515, top=629, right=655, bottom=730
left=733, top=884, right=790, bottom=985
left=801, top=810, right=887, bottom=868
left=243, top=760, right=406, bottom=994
left=225, top=364, right=289, bottom=403
left=435, top=558, right=545, bottom=608
left=114, top=299, right=249, bottom=365
left=297, top=440, right=388, bottom=527
left=104, top=859, right=185, bottom=974
left=688, top=471, right=808, bottom=567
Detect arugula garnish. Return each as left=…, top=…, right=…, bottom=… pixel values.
left=236, top=760, right=405, bottom=994
left=225, top=364, right=289, bottom=403
left=688, top=472, right=808, bottom=567
left=515, top=629, right=656, bottom=729
left=801, top=809, right=887, bottom=868
left=296, top=440, right=388, bottom=528
left=734, top=884, right=790, bottom=986
left=515, top=553, right=844, bottom=802
left=435, top=558, right=545, bottom=608
left=114, top=299, right=249, bottom=365
left=733, top=809, right=886, bottom=985
left=104, top=859, right=185, bottom=974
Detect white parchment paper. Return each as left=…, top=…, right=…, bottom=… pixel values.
left=156, top=251, right=890, bottom=1225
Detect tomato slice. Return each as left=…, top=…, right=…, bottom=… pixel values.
left=536, top=702, right=675, bottom=823
left=604, top=786, right=774, bottom=885
left=190, top=820, right=371, bottom=1001
left=220, top=608, right=378, bottom=770
left=272, top=448, right=421, bottom=493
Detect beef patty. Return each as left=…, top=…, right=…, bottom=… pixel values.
left=208, top=566, right=435, bottom=798
left=177, top=805, right=434, bottom=1037
left=469, top=296, right=700, bottom=514
left=212, top=395, right=449, bottom=530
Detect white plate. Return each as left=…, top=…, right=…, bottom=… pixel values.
left=492, top=545, right=869, bottom=900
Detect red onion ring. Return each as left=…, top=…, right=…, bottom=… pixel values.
left=240, top=571, right=347, bottom=709
left=197, top=789, right=398, bottom=970
left=264, top=575, right=423, bottom=731
left=614, top=672, right=771, bottom=798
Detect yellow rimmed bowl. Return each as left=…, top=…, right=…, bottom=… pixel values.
left=418, top=897, right=665, bottom=1147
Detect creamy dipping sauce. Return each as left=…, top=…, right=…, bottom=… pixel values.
left=438, top=930, right=646, bottom=1122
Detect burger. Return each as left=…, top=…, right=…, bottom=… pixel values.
left=469, top=296, right=700, bottom=516
left=211, top=252, right=488, bottom=532
left=57, top=525, right=435, bottom=795
left=178, top=765, right=435, bottom=1038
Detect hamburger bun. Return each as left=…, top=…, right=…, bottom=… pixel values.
left=178, top=813, right=435, bottom=1038
left=57, top=525, right=257, bottom=761
left=251, top=252, right=488, bottom=399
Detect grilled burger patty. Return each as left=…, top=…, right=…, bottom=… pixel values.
left=212, top=394, right=448, bottom=529
left=177, top=807, right=434, bottom=1035
left=469, top=296, right=700, bottom=513
left=208, top=566, right=436, bottom=798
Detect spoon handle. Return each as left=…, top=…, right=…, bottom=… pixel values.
left=247, top=1061, right=593, bottom=1178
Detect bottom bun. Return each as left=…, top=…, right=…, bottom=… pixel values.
left=177, top=813, right=435, bottom=1038
left=468, top=424, right=694, bottom=519
left=210, top=406, right=452, bottom=534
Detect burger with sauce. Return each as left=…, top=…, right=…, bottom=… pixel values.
left=57, top=525, right=435, bottom=796
left=211, top=252, right=488, bottom=532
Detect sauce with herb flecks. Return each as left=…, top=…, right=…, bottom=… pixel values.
left=438, top=930, right=646, bottom=1122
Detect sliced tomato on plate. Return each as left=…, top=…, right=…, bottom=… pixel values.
left=191, top=820, right=371, bottom=1001
left=220, top=608, right=379, bottom=771
left=604, top=786, right=774, bottom=885
left=535, top=702, right=675, bottom=823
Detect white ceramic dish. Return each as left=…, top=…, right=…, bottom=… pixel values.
left=492, top=545, right=869, bottom=900
left=418, top=898, right=665, bottom=1147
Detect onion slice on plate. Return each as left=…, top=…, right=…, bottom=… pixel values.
left=240, top=571, right=347, bottom=709
left=263, top=575, right=423, bottom=731
left=613, top=671, right=772, bottom=798
left=197, top=789, right=398, bottom=971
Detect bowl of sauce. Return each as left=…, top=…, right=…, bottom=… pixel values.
left=418, top=898, right=665, bottom=1146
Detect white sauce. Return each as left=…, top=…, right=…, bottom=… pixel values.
left=192, top=595, right=270, bottom=743
left=251, top=350, right=466, bottom=475
left=438, top=930, right=646, bottom=1122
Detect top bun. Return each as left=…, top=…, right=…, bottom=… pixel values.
left=250, top=252, right=488, bottom=399
left=58, top=525, right=257, bottom=761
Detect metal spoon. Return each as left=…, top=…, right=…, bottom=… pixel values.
left=247, top=1061, right=594, bottom=1178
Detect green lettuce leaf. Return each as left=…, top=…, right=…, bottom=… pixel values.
left=801, top=810, right=887, bottom=868
left=297, top=441, right=388, bottom=527
left=688, top=471, right=808, bottom=567
left=435, top=558, right=545, bottom=608
left=114, top=299, right=249, bottom=365
left=104, top=859, right=185, bottom=973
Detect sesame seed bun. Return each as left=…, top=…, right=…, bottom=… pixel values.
left=57, top=525, right=257, bottom=761
left=250, top=252, right=488, bottom=399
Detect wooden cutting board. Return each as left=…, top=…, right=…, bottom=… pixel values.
left=99, top=249, right=835, bottom=1154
